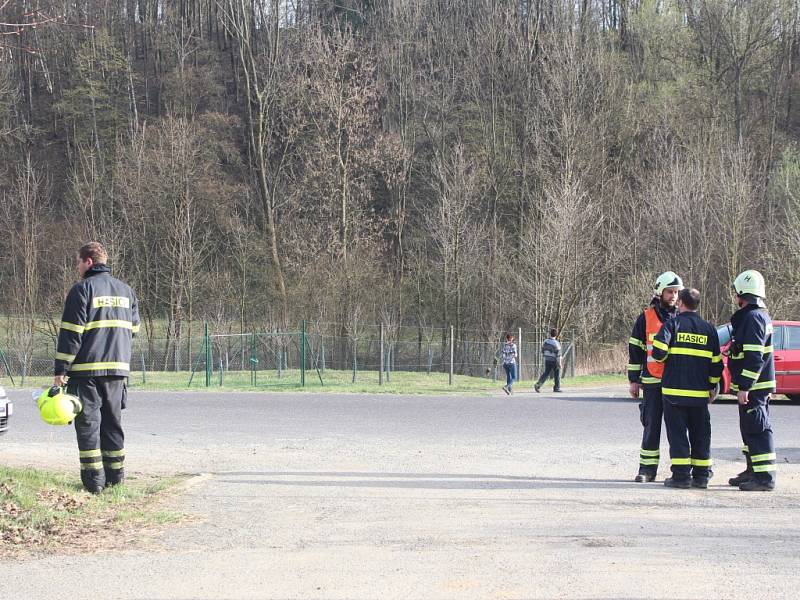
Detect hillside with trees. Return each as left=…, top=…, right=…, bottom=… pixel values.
left=1, top=0, right=800, bottom=356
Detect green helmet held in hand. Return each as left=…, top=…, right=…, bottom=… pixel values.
left=37, top=386, right=83, bottom=426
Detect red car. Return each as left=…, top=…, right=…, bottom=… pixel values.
left=716, top=320, right=800, bottom=402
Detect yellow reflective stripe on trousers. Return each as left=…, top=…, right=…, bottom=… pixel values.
left=627, top=363, right=642, bottom=371
left=104, top=461, right=124, bottom=470
left=639, top=459, right=659, bottom=465
left=629, top=337, right=646, bottom=350
left=55, top=352, right=76, bottom=362
left=640, top=449, right=660, bottom=457
left=83, top=320, right=133, bottom=331
left=668, top=347, right=712, bottom=359
left=79, top=449, right=101, bottom=458
left=750, top=453, right=776, bottom=463
left=691, top=458, right=713, bottom=467
left=671, top=458, right=691, bottom=465
left=60, top=321, right=85, bottom=333
left=70, top=361, right=130, bottom=372
left=101, top=449, right=125, bottom=457
left=753, top=464, right=777, bottom=473
left=741, top=369, right=760, bottom=380
left=80, top=462, right=103, bottom=470
left=662, top=387, right=709, bottom=398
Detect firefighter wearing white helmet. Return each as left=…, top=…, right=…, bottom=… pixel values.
left=627, top=271, right=683, bottom=482
left=727, top=269, right=777, bottom=491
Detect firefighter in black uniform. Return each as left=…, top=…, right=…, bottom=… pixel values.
left=727, top=270, right=777, bottom=491
left=53, top=242, right=140, bottom=494
left=651, top=288, right=723, bottom=489
left=628, top=271, right=683, bottom=482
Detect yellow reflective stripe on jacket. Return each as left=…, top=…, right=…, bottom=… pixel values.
left=671, top=457, right=691, bottom=465
left=742, top=344, right=770, bottom=353
left=641, top=376, right=661, bottom=384
left=741, top=369, right=760, bottom=380
left=629, top=337, right=646, bottom=350
left=60, top=321, right=85, bottom=334
left=662, top=387, right=709, bottom=398
left=730, top=383, right=739, bottom=391
left=730, top=352, right=744, bottom=360
left=709, top=376, right=720, bottom=384
left=711, top=354, right=722, bottom=363
left=55, top=352, right=76, bottom=362
left=750, top=380, right=776, bottom=391
left=627, top=363, right=642, bottom=371
left=750, top=453, right=776, bottom=463
left=132, top=324, right=141, bottom=333
left=652, top=339, right=669, bottom=352
left=668, top=347, right=713, bottom=359
left=70, top=361, right=130, bottom=372
left=691, top=458, right=713, bottom=467
left=79, top=449, right=101, bottom=458
left=84, top=320, right=134, bottom=331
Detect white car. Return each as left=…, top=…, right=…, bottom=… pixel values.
left=0, top=385, right=11, bottom=435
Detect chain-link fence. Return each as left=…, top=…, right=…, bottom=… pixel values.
left=0, top=317, right=581, bottom=388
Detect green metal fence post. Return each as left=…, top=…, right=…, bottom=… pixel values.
left=301, top=320, right=306, bottom=387
left=204, top=322, right=211, bottom=387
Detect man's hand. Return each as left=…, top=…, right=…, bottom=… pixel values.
left=709, top=388, right=718, bottom=404
left=737, top=390, right=749, bottom=405
left=629, top=382, right=641, bottom=399
left=53, top=375, right=67, bottom=387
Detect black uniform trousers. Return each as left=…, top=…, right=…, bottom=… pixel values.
left=662, top=399, right=712, bottom=481
left=738, top=392, right=776, bottom=485
left=638, top=386, right=663, bottom=476
left=536, top=359, right=561, bottom=391
left=68, top=376, right=126, bottom=491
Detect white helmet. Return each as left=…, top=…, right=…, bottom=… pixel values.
left=732, top=269, right=766, bottom=299
left=654, top=271, right=684, bottom=295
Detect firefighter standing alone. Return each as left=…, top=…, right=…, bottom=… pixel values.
left=628, top=271, right=683, bottom=482
left=727, top=270, right=777, bottom=491
left=651, top=288, right=722, bottom=489
left=53, top=242, right=140, bottom=494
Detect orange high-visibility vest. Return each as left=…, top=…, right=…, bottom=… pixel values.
left=644, top=307, right=666, bottom=380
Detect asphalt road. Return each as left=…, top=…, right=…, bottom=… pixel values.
left=2, top=386, right=799, bottom=599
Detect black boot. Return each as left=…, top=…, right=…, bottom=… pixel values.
left=691, top=477, right=709, bottom=489
left=634, top=472, right=656, bottom=483
left=729, top=452, right=753, bottom=486
left=728, top=470, right=752, bottom=486
left=664, top=477, right=691, bottom=489
left=739, top=479, right=775, bottom=491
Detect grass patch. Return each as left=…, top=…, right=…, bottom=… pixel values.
left=0, top=466, right=184, bottom=557
left=10, top=370, right=625, bottom=394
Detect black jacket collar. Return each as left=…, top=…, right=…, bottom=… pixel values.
left=83, top=264, right=111, bottom=279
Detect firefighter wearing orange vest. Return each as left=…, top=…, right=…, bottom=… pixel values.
left=628, top=271, right=683, bottom=482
